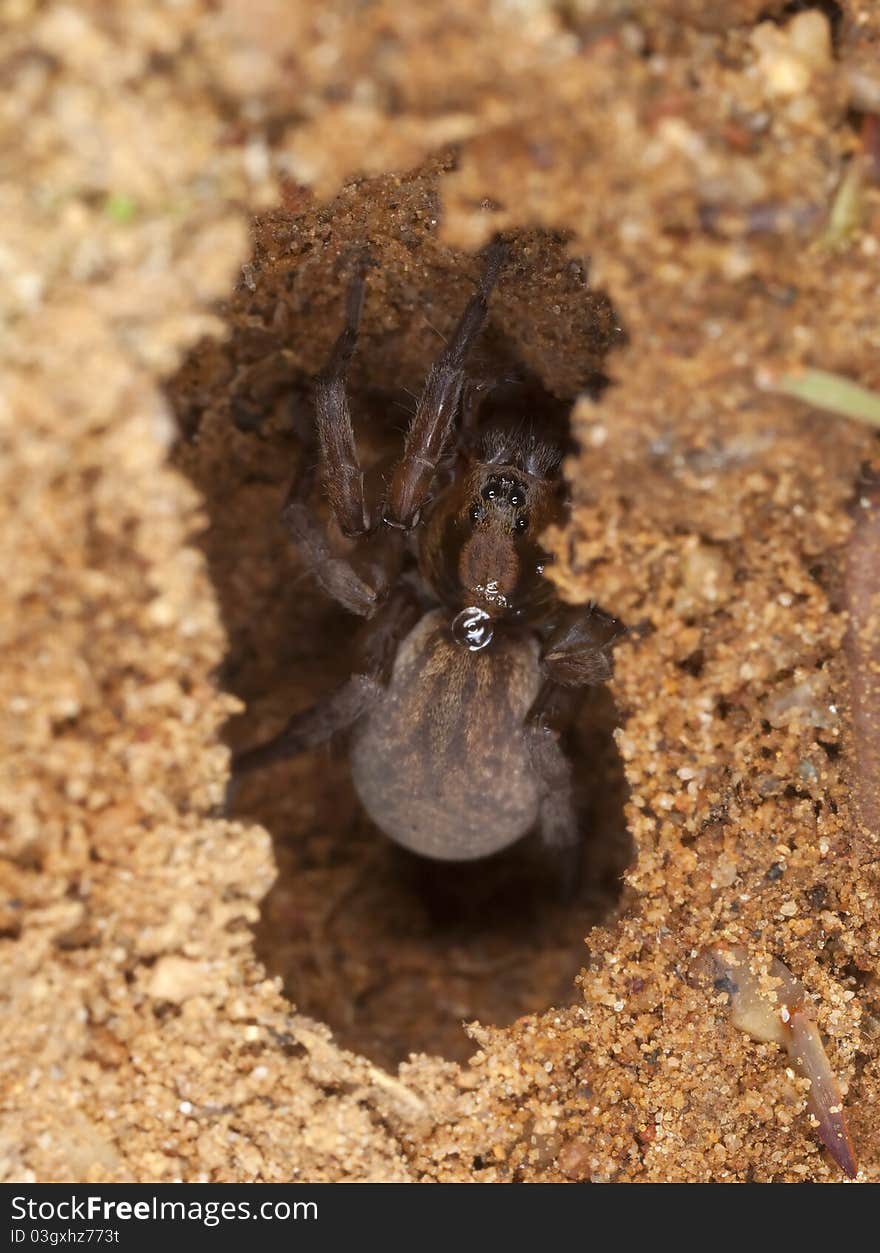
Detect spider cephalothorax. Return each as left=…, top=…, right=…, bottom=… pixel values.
left=420, top=436, right=563, bottom=629
left=233, top=242, right=623, bottom=881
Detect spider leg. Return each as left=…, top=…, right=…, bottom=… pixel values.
left=230, top=674, right=382, bottom=776
left=526, top=605, right=626, bottom=896
left=526, top=720, right=582, bottom=898
left=315, top=267, right=372, bottom=538
left=228, top=587, right=417, bottom=782
left=282, top=493, right=392, bottom=618
left=542, top=604, right=626, bottom=688
left=284, top=265, right=407, bottom=616
left=384, top=238, right=507, bottom=529
left=353, top=584, right=422, bottom=679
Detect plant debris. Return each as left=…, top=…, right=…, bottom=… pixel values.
left=698, top=948, right=858, bottom=1178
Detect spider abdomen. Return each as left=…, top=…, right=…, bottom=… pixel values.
left=349, top=610, right=542, bottom=860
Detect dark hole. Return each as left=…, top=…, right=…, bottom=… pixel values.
left=167, top=190, right=631, bottom=1070
left=677, top=649, right=705, bottom=678
left=152, top=1001, right=182, bottom=1021
left=267, top=1031, right=308, bottom=1060
left=835, top=958, right=872, bottom=990
left=805, top=883, right=829, bottom=910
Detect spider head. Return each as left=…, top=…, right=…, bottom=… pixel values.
left=457, top=471, right=532, bottom=614
left=420, top=442, right=563, bottom=630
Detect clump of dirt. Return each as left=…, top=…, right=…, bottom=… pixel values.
left=2, top=0, right=878, bottom=1183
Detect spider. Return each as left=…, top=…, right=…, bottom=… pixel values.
left=232, top=241, right=624, bottom=887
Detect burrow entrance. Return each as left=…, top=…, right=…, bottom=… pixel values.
left=169, top=163, right=632, bottom=1069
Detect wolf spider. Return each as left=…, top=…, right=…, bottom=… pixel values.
left=232, top=241, right=623, bottom=885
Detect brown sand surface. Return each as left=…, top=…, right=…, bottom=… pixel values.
left=2, top=0, right=878, bottom=1182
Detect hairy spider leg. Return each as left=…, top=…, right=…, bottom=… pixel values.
left=281, top=492, right=384, bottom=618
left=284, top=264, right=400, bottom=617
left=541, top=603, right=626, bottom=688
left=525, top=720, right=582, bottom=897
left=231, top=674, right=382, bottom=776
left=229, top=587, right=418, bottom=781
left=314, top=265, right=371, bottom=538
left=384, top=238, right=508, bottom=530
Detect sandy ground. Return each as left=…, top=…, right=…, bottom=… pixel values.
left=1, top=0, right=879, bottom=1182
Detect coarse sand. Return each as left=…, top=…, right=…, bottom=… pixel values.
left=2, top=0, right=878, bottom=1182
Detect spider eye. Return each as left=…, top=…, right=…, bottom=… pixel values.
left=509, top=487, right=525, bottom=507
left=470, top=505, right=483, bottom=523
left=481, top=477, right=500, bottom=501
left=515, top=515, right=529, bottom=533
